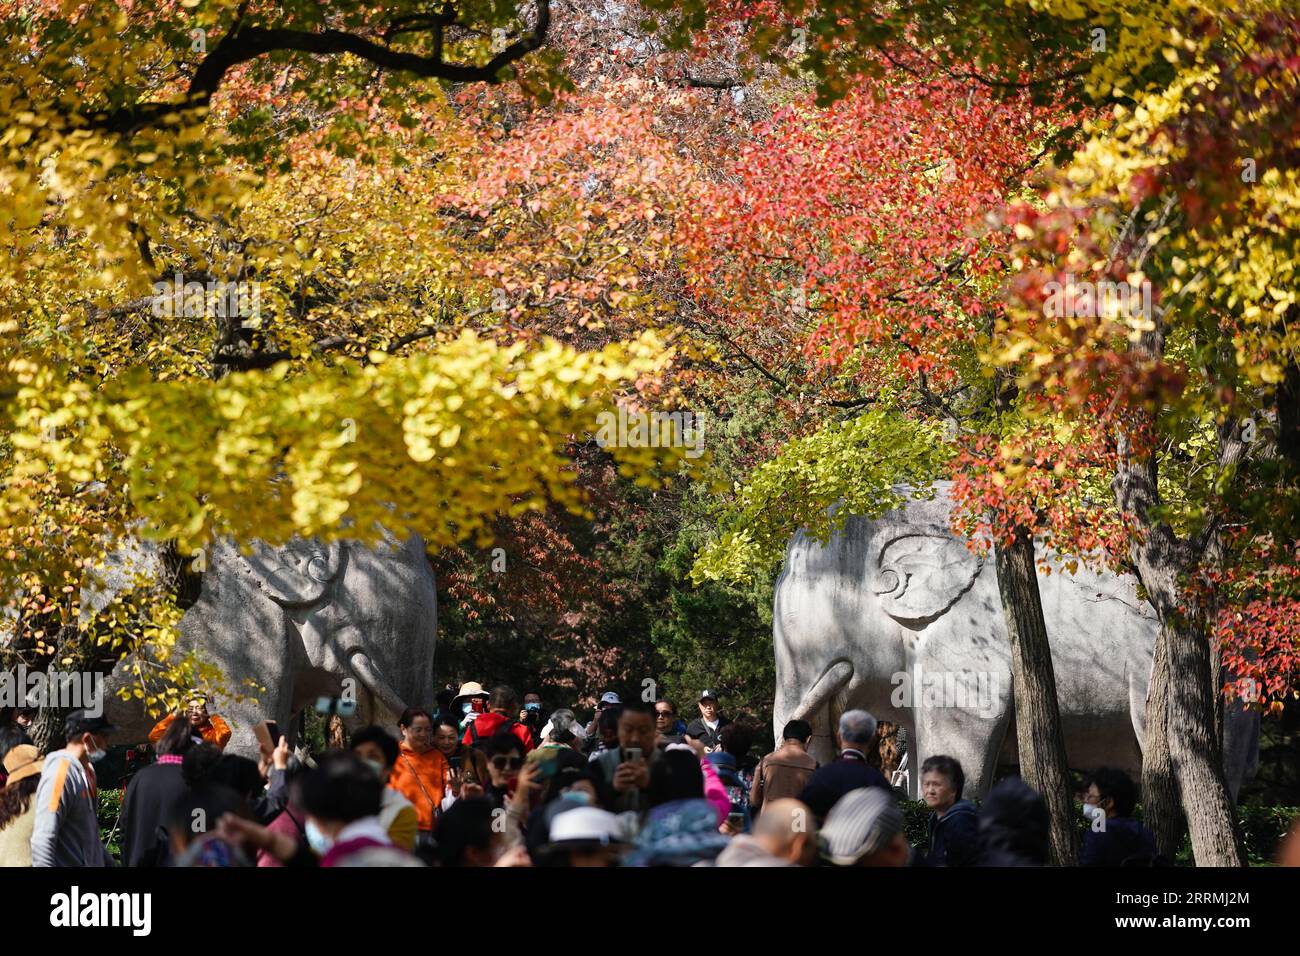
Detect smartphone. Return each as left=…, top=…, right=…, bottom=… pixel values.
left=254, top=719, right=280, bottom=752
left=529, top=756, right=559, bottom=780
left=727, top=812, right=745, bottom=829
left=623, top=747, right=643, bottom=764
left=448, top=754, right=463, bottom=770
left=470, top=698, right=486, bottom=714
left=314, top=696, right=358, bottom=717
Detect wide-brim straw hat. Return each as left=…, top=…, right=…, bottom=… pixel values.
left=2, top=744, right=44, bottom=786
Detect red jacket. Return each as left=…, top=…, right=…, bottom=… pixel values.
left=460, top=712, right=535, bottom=752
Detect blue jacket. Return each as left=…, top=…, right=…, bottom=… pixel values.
left=1081, top=817, right=1159, bottom=866
left=926, top=799, right=979, bottom=866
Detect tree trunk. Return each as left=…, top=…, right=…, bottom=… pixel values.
left=1113, top=377, right=1248, bottom=864
left=1140, top=620, right=1184, bottom=857
left=994, top=525, right=1078, bottom=866
left=28, top=704, right=68, bottom=756
left=1166, top=605, right=1246, bottom=864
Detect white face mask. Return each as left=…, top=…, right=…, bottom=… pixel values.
left=305, top=820, right=333, bottom=855
left=86, top=738, right=107, bottom=763
left=1082, top=803, right=1104, bottom=821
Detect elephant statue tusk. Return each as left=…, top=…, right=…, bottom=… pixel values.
left=791, top=659, right=854, bottom=723
left=349, top=650, right=410, bottom=717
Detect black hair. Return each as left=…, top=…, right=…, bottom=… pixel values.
left=1088, top=767, right=1139, bottom=818
left=157, top=715, right=197, bottom=757
left=181, top=742, right=224, bottom=788
left=166, top=782, right=249, bottom=846
left=977, top=777, right=1049, bottom=865
left=619, top=701, right=654, bottom=721
left=647, top=749, right=705, bottom=807
left=920, top=755, right=966, bottom=798
left=294, top=750, right=383, bottom=824
left=435, top=687, right=456, bottom=717
left=0, top=725, right=32, bottom=759
left=654, top=698, right=676, bottom=716
left=485, top=731, right=525, bottom=759
left=209, top=754, right=266, bottom=802
left=437, top=797, right=496, bottom=866
left=541, top=749, right=591, bottom=803
left=398, top=708, right=432, bottom=729
left=719, top=723, right=753, bottom=758
left=350, top=725, right=399, bottom=766
left=781, top=719, right=813, bottom=743
left=489, top=685, right=518, bottom=712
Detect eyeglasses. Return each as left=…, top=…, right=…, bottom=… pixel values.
left=655, top=711, right=673, bottom=718
left=407, top=726, right=432, bottom=735
left=491, top=756, right=523, bottom=771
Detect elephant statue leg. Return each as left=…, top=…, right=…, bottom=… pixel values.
left=909, top=658, right=1014, bottom=802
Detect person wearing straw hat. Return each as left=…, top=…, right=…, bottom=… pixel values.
left=451, top=681, right=491, bottom=732
left=0, top=744, right=44, bottom=866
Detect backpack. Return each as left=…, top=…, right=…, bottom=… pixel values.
left=468, top=716, right=523, bottom=751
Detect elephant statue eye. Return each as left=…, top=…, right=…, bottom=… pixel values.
left=874, top=568, right=902, bottom=595
left=307, top=554, right=331, bottom=584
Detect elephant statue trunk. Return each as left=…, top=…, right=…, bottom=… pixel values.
left=772, top=482, right=1260, bottom=800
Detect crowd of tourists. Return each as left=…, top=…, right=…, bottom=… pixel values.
left=0, top=683, right=1189, bottom=867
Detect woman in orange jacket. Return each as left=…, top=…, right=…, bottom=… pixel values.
left=388, top=708, right=447, bottom=853
left=148, top=697, right=232, bottom=750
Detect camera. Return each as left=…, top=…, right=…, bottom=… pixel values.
left=314, top=696, right=357, bottom=717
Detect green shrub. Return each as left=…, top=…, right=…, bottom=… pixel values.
left=97, top=788, right=123, bottom=864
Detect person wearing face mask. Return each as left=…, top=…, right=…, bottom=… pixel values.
left=218, top=751, right=424, bottom=867
left=519, top=691, right=546, bottom=743
left=451, top=681, right=491, bottom=733
left=522, top=749, right=599, bottom=859
left=350, top=725, right=417, bottom=852
left=1080, top=767, right=1161, bottom=866
left=31, top=710, right=118, bottom=867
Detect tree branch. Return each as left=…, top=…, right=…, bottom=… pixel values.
left=82, top=4, right=552, bottom=135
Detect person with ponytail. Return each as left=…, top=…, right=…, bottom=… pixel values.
left=119, top=715, right=196, bottom=866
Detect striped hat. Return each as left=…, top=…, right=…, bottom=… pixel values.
left=820, top=787, right=904, bottom=865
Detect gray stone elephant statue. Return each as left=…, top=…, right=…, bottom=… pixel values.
left=104, top=534, right=437, bottom=756
left=772, top=483, right=1259, bottom=800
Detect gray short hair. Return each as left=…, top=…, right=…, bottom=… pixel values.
left=838, top=710, right=878, bottom=747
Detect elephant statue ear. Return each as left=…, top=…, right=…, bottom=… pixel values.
left=873, top=533, right=983, bottom=628
left=238, top=539, right=344, bottom=606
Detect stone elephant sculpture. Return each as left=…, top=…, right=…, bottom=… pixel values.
left=772, top=483, right=1259, bottom=800
left=105, top=534, right=437, bottom=756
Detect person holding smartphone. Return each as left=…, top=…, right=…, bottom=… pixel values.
left=587, top=702, right=660, bottom=813
left=433, top=715, right=489, bottom=809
